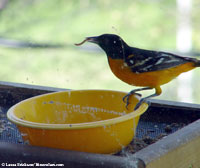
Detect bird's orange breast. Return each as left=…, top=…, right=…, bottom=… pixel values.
left=108, top=57, right=195, bottom=88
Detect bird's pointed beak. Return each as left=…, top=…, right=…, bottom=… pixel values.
left=85, top=36, right=99, bottom=44
left=75, top=36, right=99, bottom=46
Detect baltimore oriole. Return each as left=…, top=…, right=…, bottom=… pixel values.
left=75, top=34, right=200, bottom=110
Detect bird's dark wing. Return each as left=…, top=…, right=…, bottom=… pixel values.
left=125, top=48, right=194, bottom=73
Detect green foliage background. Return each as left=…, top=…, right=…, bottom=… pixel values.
left=0, top=0, right=200, bottom=103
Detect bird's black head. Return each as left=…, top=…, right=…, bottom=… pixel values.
left=85, top=34, right=129, bottom=59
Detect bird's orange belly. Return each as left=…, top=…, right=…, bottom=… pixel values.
left=108, top=57, right=195, bottom=87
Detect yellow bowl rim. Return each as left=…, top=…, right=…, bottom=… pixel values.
left=7, top=89, right=148, bottom=130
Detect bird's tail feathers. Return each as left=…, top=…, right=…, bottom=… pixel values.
left=184, top=57, right=200, bottom=67
left=195, top=60, right=200, bottom=67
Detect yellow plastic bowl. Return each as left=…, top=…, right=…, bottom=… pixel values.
left=7, top=90, right=148, bottom=154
